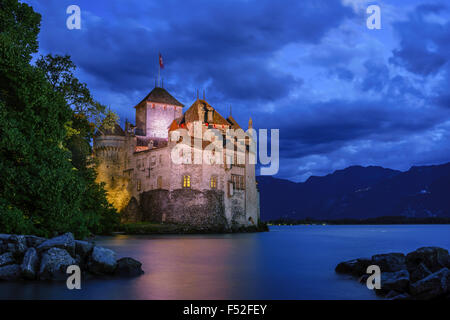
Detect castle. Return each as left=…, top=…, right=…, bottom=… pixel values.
left=93, top=86, right=260, bottom=230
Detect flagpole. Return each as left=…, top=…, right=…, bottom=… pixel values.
left=158, top=54, right=160, bottom=87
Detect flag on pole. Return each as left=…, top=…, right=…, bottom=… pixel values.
left=159, top=53, right=164, bottom=69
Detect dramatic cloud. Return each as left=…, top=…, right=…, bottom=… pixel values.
left=25, top=0, right=450, bottom=181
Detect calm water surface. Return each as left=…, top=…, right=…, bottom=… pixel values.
left=1, top=225, right=450, bottom=300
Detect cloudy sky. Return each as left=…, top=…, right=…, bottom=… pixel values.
left=25, top=0, right=450, bottom=182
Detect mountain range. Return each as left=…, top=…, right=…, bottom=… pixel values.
left=256, top=162, right=450, bottom=221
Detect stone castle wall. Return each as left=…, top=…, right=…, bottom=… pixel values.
left=127, top=188, right=228, bottom=229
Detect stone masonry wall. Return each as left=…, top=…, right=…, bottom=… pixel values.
left=138, top=188, right=228, bottom=229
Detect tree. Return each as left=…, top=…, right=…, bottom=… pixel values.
left=36, top=54, right=108, bottom=131
left=0, top=0, right=118, bottom=237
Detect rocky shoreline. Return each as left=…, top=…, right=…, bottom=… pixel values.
left=0, top=233, right=144, bottom=281
left=335, top=247, right=450, bottom=300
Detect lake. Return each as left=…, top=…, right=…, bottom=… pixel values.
left=1, top=225, right=450, bottom=299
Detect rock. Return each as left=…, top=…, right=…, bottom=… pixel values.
left=39, top=247, right=76, bottom=281
left=0, top=234, right=11, bottom=241
left=406, top=247, right=450, bottom=273
left=37, top=233, right=75, bottom=256
left=114, top=257, right=144, bottom=277
left=0, top=264, right=21, bottom=280
left=358, top=274, right=369, bottom=284
left=388, top=291, right=411, bottom=300
left=380, top=269, right=410, bottom=293
left=8, top=235, right=27, bottom=256
left=410, top=268, right=450, bottom=300
left=75, top=240, right=94, bottom=258
left=0, top=252, right=16, bottom=267
left=385, top=290, right=401, bottom=299
left=410, top=262, right=432, bottom=283
left=25, top=235, right=46, bottom=248
left=88, top=246, right=117, bottom=275
left=371, top=253, right=406, bottom=272
left=335, top=258, right=372, bottom=276
left=21, top=248, right=38, bottom=280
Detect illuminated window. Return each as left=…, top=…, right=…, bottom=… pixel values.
left=210, top=176, right=217, bottom=189
left=183, top=175, right=191, bottom=188
left=157, top=176, right=162, bottom=189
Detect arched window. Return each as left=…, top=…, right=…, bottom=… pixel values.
left=183, top=175, right=191, bottom=188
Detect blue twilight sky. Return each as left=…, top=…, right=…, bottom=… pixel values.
left=24, top=0, right=450, bottom=182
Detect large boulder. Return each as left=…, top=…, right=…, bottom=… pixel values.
left=25, top=235, right=46, bottom=248
left=379, top=269, right=410, bottom=294
left=335, top=258, right=372, bottom=276
left=39, top=247, right=76, bottom=281
left=75, top=240, right=94, bottom=258
left=410, top=262, right=432, bottom=283
left=0, top=252, right=16, bottom=267
left=406, top=247, right=450, bottom=273
left=8, top=235, right=27, bottom=257
left=371, top=253, right=406, bottom=272
left=115, top=257, right=144, bottom=277
left=0, top=234, right=11, bottom=241
left=37, top=233, right=75, bottom=256
left=88, top=246, right=117, bottom=275
left=21, top=248, right=39, bottom=280
left=410, top=267, right=450, bottom=300
left=0, top=264, right=21, bottom=280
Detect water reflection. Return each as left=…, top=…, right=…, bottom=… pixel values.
left=1, top=225, right=449, bottom=299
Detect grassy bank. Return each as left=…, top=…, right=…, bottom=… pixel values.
left=116, top=222, right=269, bottom=235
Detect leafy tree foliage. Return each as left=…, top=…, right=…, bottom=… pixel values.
left=0, top=0, right=118, bottom=237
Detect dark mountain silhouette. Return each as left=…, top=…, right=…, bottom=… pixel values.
left=257, top=163, right=450, bottom=221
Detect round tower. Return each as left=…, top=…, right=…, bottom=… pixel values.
left=93, top=123, right=130, bottom=212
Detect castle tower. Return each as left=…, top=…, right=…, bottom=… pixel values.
left=133, top=86, right=184, bottom=139
left=93, top=123, right=130, bottom=212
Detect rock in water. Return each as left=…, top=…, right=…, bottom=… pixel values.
left=8, top=235, right=27, bottom=256
left=0, top=252, right=15, bottom=267
left=115, top=257, right=144, bottom=277
left=410, top=268, right=450, bottom=300
left=0, top=264, right=21, bottom=280
left=39, top=247, right=76, bottom=281
left=75, top=240, right=94, bottom=258
left=335, top=258, right=372, bottom=276
left=406, top=247, right=450, bottom=273
left=37, top=232, right=75, bottom=256
left=379, top=269, right=410, bottom=294
left=371, top=253, right=406, bottom=272
left=21, top=248, right=38, bottom=280
left=410, top=262, right=432, bottom=283
left=25, top=235, right=46, bottom=248
left=88, top=246, right=117, bottom=275
left=0, top=234, right=11, bottom=242
left=385, top=290, right=411, bottom=300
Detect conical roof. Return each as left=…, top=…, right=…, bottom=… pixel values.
left=134, top=87, right=183, bottom=108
